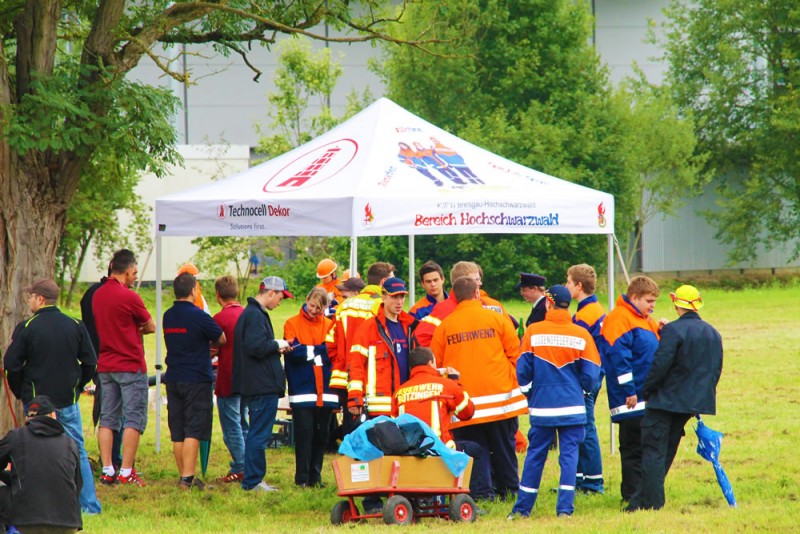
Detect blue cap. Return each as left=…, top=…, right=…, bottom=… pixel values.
left=381, top=277, right=408, bottom=296
left=546, top=285, right=571, bottom=309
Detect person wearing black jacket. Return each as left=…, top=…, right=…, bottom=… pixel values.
left=232, top=276, right=294, bottom=492
left=4, top=278, right=101, bottom=514
left=626, top=285, right=723, bottom=512
left=0, top=396, right=82, bottom=532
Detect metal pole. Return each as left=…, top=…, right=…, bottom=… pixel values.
left=155, top=235, right=163, bottom=453
left=350, top=236, right=358, bottom=278
left=607, top=233, right=615, bottom=455
left=408, top=235, right=415, bottom=305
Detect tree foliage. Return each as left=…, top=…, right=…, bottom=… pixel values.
left=656, top=0, right=800, bottom=262
left=0, top=0, right=441, bottom=432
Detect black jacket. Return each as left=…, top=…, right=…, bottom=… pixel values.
left=0, top=416, right=82, bottom=529
left=4, top=306, right=97, bottom=408
left=232, top=297, right=286, bottom=397
left=526, top=297, right=547, bottom=326
left=642, top=311, right=723, bottom=415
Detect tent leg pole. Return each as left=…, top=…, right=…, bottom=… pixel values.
left=408, top=235, right=415, bottom=305
left=155, top=234, right=163, bottom=454
left=350, top=236, right=358, bottom=278
left=607, top=233, right=615, bottom=456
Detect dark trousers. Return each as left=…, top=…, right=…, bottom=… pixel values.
left=630, top=409, right=692, bottom=510
left=455, top=439, right=492, bottom=500
left=618, top=416, right=644, bottom=501
left=335, top=389, right=357, bottom=437
left=292, top=406, right=333, bottom=485
left=452, top=417, right=519, bottom=500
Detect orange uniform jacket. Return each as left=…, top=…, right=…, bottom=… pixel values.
left=415, top=291, right=513, bottom=347
left=316, top=279, right=344, bottom=306
left=347, top=305, right=418, bottom=417
left=392, top=365, right=475, bottom=447
left=430, top=299, right=527, bottom=428
left=325, top=285, right=382, bottom=390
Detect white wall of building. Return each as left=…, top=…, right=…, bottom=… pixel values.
left=78, top=145, right=251, bottom=282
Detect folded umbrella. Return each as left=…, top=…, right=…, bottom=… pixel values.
left=694, top=415, right=737, bottom=507
left=200, top=439, right=210, bottom=477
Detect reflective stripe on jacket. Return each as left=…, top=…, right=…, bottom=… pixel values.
left=283, top=305, right=337, bottom=408
left=392, top=364, right=474, bottom=445
left=430, top=299, right=526, bottom=427
left=518, top=309, right=602, bottom=427
left=347, top=306, right=418, bottom=416
left=325, top=286, right=382, bottom=389
left=599, top=295, right=660, bottom=422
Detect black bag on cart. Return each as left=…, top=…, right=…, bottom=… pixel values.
left=367, top=420, right=435, bottom=457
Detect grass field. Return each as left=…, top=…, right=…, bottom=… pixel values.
left=67, top=282, right=799, bottom=532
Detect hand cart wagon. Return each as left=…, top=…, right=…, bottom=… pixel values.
left=330, top=455, right=476, bottom=526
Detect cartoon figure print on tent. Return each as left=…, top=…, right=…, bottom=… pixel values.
left=397, top=140, right=481, bottom=187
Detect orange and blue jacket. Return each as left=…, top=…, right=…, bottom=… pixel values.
left=283, top=305, right=337, bottom=408
left=430, top=299, right=527, bottom=428
left=518, top=309, right=602, bottom=427
left=599, top=295, right=660, bottom=422
left=325, top=285, right=382, bottom=390
left=408, top=290, right=448, bottom=321
left=392, top=365, right=474, bottom=447
left=347, top=305, right=418, bottom=416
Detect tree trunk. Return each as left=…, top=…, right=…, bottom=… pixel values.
left=0, top=152, right=73, bottom=434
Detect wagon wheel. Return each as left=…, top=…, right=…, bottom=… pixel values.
left=448, top=494, right=476, bottom=522
left=383, top=495, right=414, bottom=525
left=331, top=500, right=358, bottom=525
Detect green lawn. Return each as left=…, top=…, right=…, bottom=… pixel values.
left=71, top=283, right=799, bottom=532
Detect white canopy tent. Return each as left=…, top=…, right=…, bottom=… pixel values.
left=152, top=97, right=616, bottom=450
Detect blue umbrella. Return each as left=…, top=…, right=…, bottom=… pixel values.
left=694, top=415, right=737, bottom=507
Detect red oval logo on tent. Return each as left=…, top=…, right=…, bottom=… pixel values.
left=263, top=139, right=358, bottom=193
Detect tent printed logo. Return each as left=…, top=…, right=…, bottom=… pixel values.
left=218, top=204, right=226, bottom=219
left=396, top=136, right=483, bottom=188
left=597, top=202, right=607, bottom=228
left=363, top=203, right=375, bottom=228
left=263, top=139, right=358, bottom=193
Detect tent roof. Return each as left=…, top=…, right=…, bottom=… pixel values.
left=155, top=97, right=614, bottom=237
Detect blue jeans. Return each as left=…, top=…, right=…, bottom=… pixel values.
left=240, top=394, right=278, bottom=490
left=576, top=381, right=605, bottom=493
left=217, top=395, right=249, bottom=474
left=57, top=402, right=102, bottom=514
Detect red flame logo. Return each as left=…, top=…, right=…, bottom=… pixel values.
left=597, top=202, right=607, bottom=228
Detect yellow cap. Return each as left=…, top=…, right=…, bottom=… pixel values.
left=670, top=285, right=703, bottom=310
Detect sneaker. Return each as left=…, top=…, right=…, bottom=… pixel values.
left=99, top=473, right=117, bottom=486
left=217, top=472, right=244, bottom=484
left=557, top=512, right=572, bottom=518
left=249, top=481, right=279, bottom=492
left=507, top=512, right=528, bottom=521
left=178, top=478, right=206, bottom=490
left=117, top=470, right=146, bottom=487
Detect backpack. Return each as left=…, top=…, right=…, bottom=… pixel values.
left=366, top=420, right=436, bottom=457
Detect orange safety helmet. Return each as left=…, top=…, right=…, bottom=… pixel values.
left=316, top=258, right=338, bottom=278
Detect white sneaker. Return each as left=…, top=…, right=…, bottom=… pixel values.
left=251, top=481, right=279, bottom=492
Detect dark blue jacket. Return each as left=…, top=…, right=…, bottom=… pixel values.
left=232, top=297, right=285, bottom=397
left=642, top=311, right=723, bottom=415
